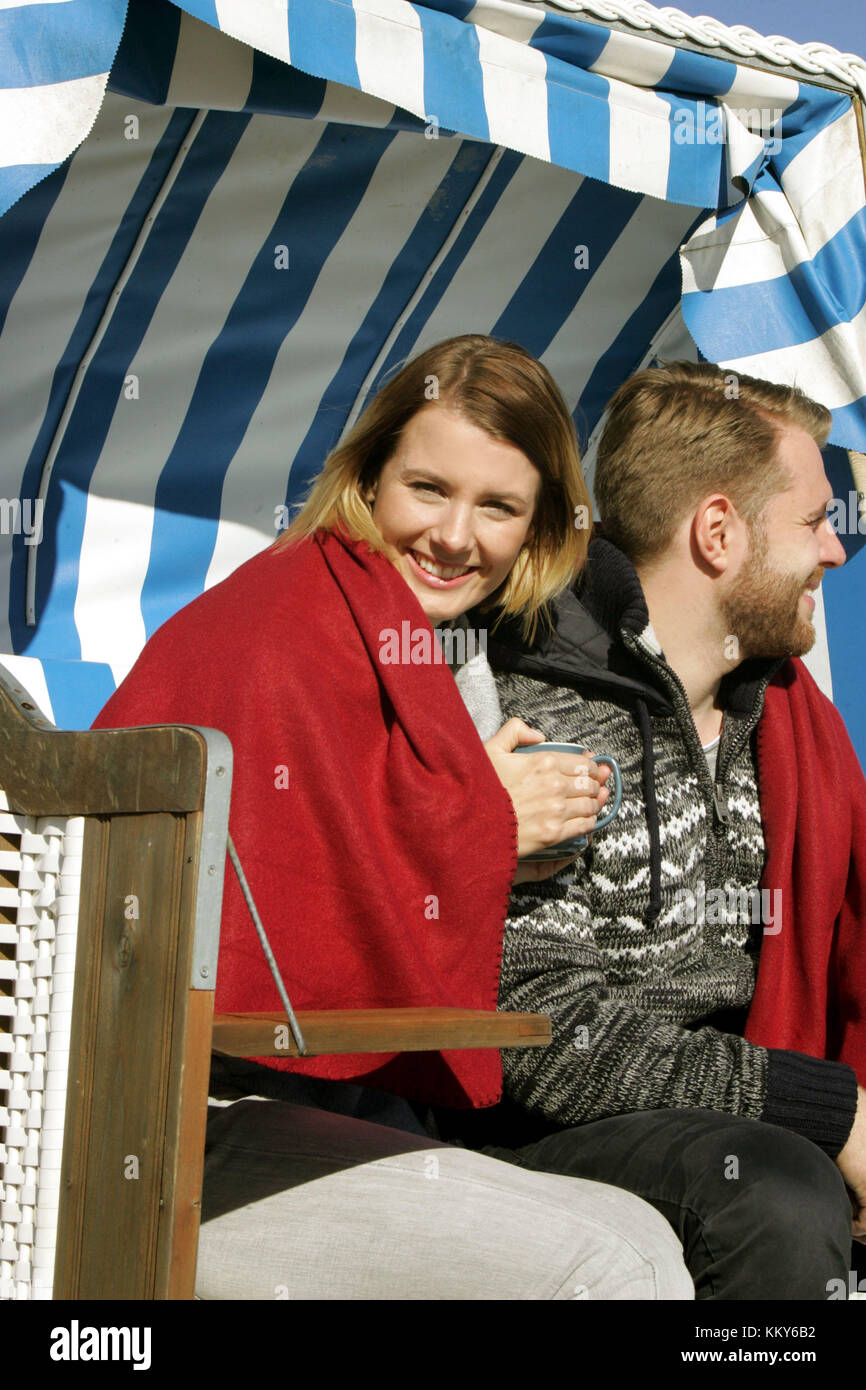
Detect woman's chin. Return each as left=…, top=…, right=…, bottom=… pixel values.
left=404, top=573, right=486, bottom=623
left=419, top=597, right=472, bottom=624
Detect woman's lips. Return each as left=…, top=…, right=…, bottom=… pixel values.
left=405, top=548, right=479, bottom=589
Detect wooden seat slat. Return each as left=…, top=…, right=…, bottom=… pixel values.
left=212, top=1007, right=551, bottom=1056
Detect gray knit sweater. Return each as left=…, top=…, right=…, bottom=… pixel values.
left=486, top=540, right=857, bottom=1158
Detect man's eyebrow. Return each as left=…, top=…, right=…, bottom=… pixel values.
left=805, top=497, right=833, bottom=520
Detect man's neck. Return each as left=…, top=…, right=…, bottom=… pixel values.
left=637, top=564, right=731, bottom=745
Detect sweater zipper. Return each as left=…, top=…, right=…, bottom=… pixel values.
left=713, top=667, right=780, bottom=797
left=621, top=632, right=721, bottom=801
left=620, top=632, right=773, bottom=834
left=712, top=784, right=731, bottom=825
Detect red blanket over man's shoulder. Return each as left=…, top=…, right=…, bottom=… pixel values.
left=747, top=657, right=866, bottom=1083
left=91, top=528, right=517, bottom=1107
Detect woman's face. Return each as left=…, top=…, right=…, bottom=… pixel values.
left=370, top=405, right=540, bottom=625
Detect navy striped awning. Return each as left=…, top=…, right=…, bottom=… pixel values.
left=1, top=0, right=865, bottom=761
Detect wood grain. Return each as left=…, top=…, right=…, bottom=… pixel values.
left=213, top=1007, right=551, bottom=1057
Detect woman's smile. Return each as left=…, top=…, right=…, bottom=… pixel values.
left=405, top=548, right=480, bottom=587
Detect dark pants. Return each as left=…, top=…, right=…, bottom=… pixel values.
left=479, top=1108, right=853, bottom=1300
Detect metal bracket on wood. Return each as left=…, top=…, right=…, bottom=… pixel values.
left=188, top=726, right=233, bottom=993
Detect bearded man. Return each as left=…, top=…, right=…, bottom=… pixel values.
left=441, top=361, right=866, bottom=1301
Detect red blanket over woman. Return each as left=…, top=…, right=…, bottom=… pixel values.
left=747, top=657, right=866, bottom=1084
left=91, top=528, right=517, bottom=1107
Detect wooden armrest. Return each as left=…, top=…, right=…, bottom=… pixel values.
left=212, top=1006, right=551, bottom=1057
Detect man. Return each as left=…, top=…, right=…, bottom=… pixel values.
left=455, top=361, right=866, bottom=1300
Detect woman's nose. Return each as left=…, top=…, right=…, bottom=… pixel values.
left=430, top=504, right=474, bottom=553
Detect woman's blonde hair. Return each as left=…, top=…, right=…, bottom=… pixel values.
left=273, top=334, right=590, bottom=641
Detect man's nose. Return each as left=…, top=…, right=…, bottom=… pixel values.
left=819, top=519, right=847, bottom=569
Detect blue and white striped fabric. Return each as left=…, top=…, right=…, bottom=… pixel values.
left=169, top=0, right=866, bottom=455
left=0, top=0, right=128, bottom=219
left=1, top=0, right=865, bottom=763
left=8, top=0, right=866, bottom=447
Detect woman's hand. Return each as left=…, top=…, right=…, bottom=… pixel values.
left=484, top=717, right=611, bottom=860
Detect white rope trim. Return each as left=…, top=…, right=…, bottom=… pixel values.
left=537, top=1, right=866, bottom=98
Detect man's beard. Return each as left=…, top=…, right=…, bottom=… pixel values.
left=720, top=524, right=823, bottom=660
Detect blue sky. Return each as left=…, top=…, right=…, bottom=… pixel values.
left=675, top=0, right=864, bottom=61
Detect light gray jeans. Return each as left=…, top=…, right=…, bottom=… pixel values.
left=196, top=1097, right=694, bottom=1300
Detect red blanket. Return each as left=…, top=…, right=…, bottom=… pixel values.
left=91, top=528, right=517, bottom=1107
left=746, top=657, right=866, bottom=1084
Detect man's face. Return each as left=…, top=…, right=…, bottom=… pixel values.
left=720, top=425, right=846, bottom=659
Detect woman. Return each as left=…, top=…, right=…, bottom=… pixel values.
left=274, top=330, right=610, bottom=881
left=92, top=335, right=691, bottom=1299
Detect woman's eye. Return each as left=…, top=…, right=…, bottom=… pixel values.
left=407, top=482, right=515, bottom=515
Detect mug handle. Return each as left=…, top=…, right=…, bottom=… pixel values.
left=590, top=755, right=622, bottom=832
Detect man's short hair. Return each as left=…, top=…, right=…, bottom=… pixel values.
left=594, top=361, right=832, bottom=564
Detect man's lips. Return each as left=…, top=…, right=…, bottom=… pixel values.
left=405, top=548, right=480, bottom=589
left=803, top=570, right=824, bottom=612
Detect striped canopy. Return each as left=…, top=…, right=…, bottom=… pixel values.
left=2, top=0, right=865, bottom=762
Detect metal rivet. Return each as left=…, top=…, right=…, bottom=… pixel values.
left=215, top=766, right=225, bottom=777
left=208, top=865, right=217, bottom=876
left=200, top=966, right=209, bottom=979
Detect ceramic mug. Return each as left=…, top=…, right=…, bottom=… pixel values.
left=513, top=742, right=623, bottom=860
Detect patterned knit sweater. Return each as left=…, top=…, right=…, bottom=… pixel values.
left=485, top=538, right=857, bottom=1157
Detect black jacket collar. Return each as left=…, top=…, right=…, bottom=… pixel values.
left=482, top=535, right=782, bottom=720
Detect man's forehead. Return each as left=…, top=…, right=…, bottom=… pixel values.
left=769, top=425, right=831, bottom=509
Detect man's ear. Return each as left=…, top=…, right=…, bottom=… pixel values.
left=693, top=494, right=739, bottom=572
